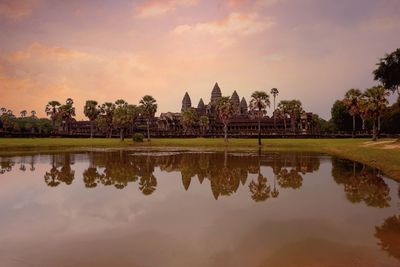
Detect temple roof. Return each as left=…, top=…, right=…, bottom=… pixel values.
left=197, top=98, right=205, bottom=109
left=231, top=90, right=240, bottom=106
left=240, top=97, right=248, bottom=114
left=211, top=82, right=222, bottom=104
left=181, top=92, right=192, bottom=111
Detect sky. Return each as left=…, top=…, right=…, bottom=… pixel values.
left=0, top=0, right=399, bottom=120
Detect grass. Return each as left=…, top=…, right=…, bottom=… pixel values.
left=0, top=137, right=399, bottom=180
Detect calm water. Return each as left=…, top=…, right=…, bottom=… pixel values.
left=0, top=150, right=399, bottom=267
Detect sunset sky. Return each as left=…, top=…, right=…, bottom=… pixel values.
left=1, top=0, right=399, bottom=119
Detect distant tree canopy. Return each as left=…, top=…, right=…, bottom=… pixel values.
left=374, top=48, right=400, bottom=95
left=330, top=100, right=361, bottom=131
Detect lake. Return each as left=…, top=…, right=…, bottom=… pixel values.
left=0, top=149, right=399, bottom=267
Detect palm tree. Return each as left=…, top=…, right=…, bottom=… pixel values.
left=99, top=102, right=115, bottom=138
left=30, top=110, right=37, bottom=118
left=285, top=100, right=303, bottom=133
left=0, top=107, right=6, bottom=115
left=84, top=100, right=100, bottom=138
left=270, top=88, right=279, bottom=128
left=363, top=86, right=389, bottom=141
left=45, top=100, right=61, bottom=129
left=139, top=95, right=157, bottom=141
left=343, top=88, right=362, bottom=138
left=216, top=96, right=235, bottom=143
left=128, top=104, right=140, bottom=135
left=249, top=91, right=270, bottom=145
left=20, top=110, right=27, bottom=118
left=181, top=107, right=197, bottom=134
left=199, top=115, right=209, bottom=136
left=112, top=99, right=131, bottom=141
left=59, top=98, right=75, bottom=133
left=277, top=100, right=289, bottom=133
left=373, top=48, right=400, bottom=96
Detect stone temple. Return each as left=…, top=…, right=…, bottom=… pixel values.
left=68, top=82, right=315, bottom=137
left=157, top=82, right=314, bottom=135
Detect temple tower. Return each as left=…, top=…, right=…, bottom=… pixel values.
left=231, top=90, right=240, bottom=115
left=210, top=82, right=222, bottom=105
left=240, top=97, right=248, bottom=115
left=197, top=98, right=206, bottom=115
left=181, top=92, right=192, bottom=112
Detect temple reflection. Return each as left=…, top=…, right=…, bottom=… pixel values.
left=0, top=151, right=396, bottom=205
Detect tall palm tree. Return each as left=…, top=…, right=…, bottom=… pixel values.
left=20, top=110, right=27, bottom=118
left=343, top=88, right=362, bottom=138
left=59, top=98, right=75, bottom=134
left=277, top=100, right=289, bottom=133
left=216, top=96, right=235, bottom=143
left=30, top=110, right=37, bottom=118
left=139, top=95, right=157, bottom=141
left=270, top=88, right=279, bottom=128
left=363, top=86, right=389, bottom=141
left=0, top=107, right=6, bottom=115
left=112, top=99, right=131, bottom=141
left=181, top=107, right=197, bottom=134
left=287, top=100, right=303, bottom=133
left=249, top=91, right=270, bottom=145
left=199, top=115, right=209, bottom=136
left=99, top=102, right=115, bottom=138
left=84, top=100, right=100, bottom=138
left=45, top=101, right=61, bottom=130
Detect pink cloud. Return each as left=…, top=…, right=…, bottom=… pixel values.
left=135, top=0, right=198, bottom=18
left=0, top=0, right=39, bottom=19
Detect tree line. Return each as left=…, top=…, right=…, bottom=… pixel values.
left=316, top=48, right=400, bottom=139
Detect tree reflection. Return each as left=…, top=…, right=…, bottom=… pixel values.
left=277, top=169, right=303, bottom=189
left=44, top=154, right=75, bottom=187
left=332, top=158, right=391, bottom=208
left=375, top=215, right=400, bottom=261
left=0, top=151, right=329, bottom=201
left=249, top=173, right=270, bottom=202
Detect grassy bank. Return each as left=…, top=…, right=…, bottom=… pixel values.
left=0, top=138, right=399, bottom=180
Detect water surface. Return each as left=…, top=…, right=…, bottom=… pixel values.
left=0, top=150, right=399, bottom=267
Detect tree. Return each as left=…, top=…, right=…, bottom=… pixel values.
left=84, top=100, right=100, bottom=138
left=139, top=95, right=157, bottom=141
left=98, top=102, right=115, bottom=138
left=363, top=86, right=389, bottom=141
left=270, top=88, right=279, bottom=128
left=127, top=104, right=140, bottom=135
left=279, top=100, right=302, bottom=133
left=45, top=101, right=61, bottom=130
left=216, top=96, right=235, bottom=143
left=181, top=107, right=197, bottom=134
left=249, top=91, right=270, bottom=145
left=20, top=110, right=27, bottom=118
left=373, top=48, right=400, bottom=95
left=112, top=99, right=133, bottom=141
left=343, top=88, right=362, bottom=138
left=199, top=115, right=209, bottom=136
left=331, top=100, right=353, bottom=131
left=30, top=110, right=37, bottom=118
left=58, top=98, right=75, bottom=134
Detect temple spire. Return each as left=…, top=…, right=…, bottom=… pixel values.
left=231, top=90, right=240, bottom=115
left=181, top=92, right=192, bottom=112
left=240, top=97, right=248, bottom=115
left=210, top=82, right=222, bottom=105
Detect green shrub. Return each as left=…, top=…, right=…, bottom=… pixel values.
left=132, top=133, right=144, bottom=142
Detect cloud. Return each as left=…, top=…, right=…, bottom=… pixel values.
left=135, top=0, right=198, bottom=18
left=6, top=42, right=91, bottom=63
left=173, top=12, right=273, bottom=35
left=0, top=0, right=39, bottom=19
